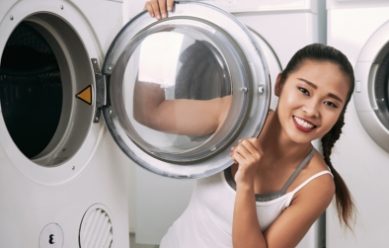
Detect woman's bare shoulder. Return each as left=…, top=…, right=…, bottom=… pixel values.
left=294, top=151, right=335, bottom=201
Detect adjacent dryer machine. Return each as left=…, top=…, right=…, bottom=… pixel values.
left=0, top=0, right=131, bottom=247
left=326, top=0, right=389, bottom=247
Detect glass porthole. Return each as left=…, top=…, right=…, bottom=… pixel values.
left=102, top=2, right=271, bottom=178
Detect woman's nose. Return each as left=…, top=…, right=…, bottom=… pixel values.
left=302, top=99, right=320, bottom=118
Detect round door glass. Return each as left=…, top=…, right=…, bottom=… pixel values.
left=131, top=34, right=232, bottom=157
left=372, top=44, right=389, bottom=129
left=103, top=2, right=270, bottom=178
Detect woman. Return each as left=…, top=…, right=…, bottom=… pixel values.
left=136, top=2, right=355, bottom=247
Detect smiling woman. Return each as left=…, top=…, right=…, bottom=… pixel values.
left=136, top=38, right=356, bottom=247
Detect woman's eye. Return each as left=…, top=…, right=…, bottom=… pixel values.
left=298, top=87, right=310, bottom=96
left=324, top=101, right=338, bottom=109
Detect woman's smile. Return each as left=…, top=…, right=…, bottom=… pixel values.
left=293, top=115, right=317, bottom=132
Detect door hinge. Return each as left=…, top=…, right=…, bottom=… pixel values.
left=91, top=58, right=107, bottom=123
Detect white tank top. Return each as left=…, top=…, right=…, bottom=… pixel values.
left=160, top=150, right=332, bottom=248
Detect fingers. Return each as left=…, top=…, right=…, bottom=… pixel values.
left=234, top=142, right=253, bottom=159
left=145, top=0, right=175, bottom=20
left=231, top=138, right=262, bottom=186
left=167, top=0, right=174, bottom=11
left=230, top=138, right=263, bottom=164
left=150, top=0, right=162, bottom=19
left=158, top=0, right=167, bottom=18
left=144, top=1, right=155, bottom=18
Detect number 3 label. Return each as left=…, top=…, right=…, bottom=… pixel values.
left=39, top=223, right=64, bottom=248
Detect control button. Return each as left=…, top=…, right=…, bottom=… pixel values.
left=39, top=223, right=64, bottom=248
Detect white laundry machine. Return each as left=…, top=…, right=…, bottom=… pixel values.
left=0, top=0, right=132, bottom=247
left=326, top=0, right=389, bottom=247
left=128, top=0, right=327, bottom=246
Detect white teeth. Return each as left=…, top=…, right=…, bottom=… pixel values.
left=294, top=116, right=314, bottom=129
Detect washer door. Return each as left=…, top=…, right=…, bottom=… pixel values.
left=354, top=22, right=389, bottom=153
left=102, top=1, right=271, bottom=178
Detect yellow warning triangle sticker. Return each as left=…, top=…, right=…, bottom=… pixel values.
left=76, top=85, right=92, bottom=105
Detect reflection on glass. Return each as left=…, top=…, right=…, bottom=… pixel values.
left=124, top=30, right=232, bottom=157
left=137, top=32, right=183, bottom=88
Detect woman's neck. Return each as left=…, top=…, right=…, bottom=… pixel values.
left=259, top=111, right=312, bottom=164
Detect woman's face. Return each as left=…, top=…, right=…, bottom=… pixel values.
left=275, top=59, right=350, bottom=144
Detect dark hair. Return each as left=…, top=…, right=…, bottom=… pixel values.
left=279, top=43, right=355, bottom=228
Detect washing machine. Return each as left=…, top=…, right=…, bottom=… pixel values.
left=0, top=0, right=132, bottom=247
left=128, top=0, right=327, bottom=246
left=326, top=0, right=389, bottom=247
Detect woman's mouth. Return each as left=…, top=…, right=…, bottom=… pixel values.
left=293, top=116, right=317, bottom=132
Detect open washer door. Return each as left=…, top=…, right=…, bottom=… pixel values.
left=101, top=1, right=271, bottom=179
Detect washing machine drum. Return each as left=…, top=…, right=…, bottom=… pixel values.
left=102, top=1, right=271, bottom=178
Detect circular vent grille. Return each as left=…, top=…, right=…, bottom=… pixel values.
left=79, top=204, right=113, bottom=248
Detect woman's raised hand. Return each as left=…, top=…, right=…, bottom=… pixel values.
left=145, top=0, right=175, bottom=19
left=231, top=138, right=263, bottom=187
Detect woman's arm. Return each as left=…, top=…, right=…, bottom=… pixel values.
left=262, top=173, right=334, bottom=247
left=137, top=0, right=234, bottom=135
left=231, top=139, right=335, bottom=248
left=231, top=138, right=267, bottom=247
left=133, top=81, right=231, bottom=136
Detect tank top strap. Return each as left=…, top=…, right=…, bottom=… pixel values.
left=279, top=147, right=316, bottom=194
left=290, top=170, right=333, bottom=195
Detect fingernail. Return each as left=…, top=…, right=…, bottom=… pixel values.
left=167, top=6, right=173, bottom=11
left=162, top=13, right=167, bottom=18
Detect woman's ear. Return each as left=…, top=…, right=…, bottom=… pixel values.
left=275, top=74, right=283, bottom=97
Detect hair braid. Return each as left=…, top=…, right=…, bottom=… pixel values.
left=321, top=113, right=354, bottom=228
